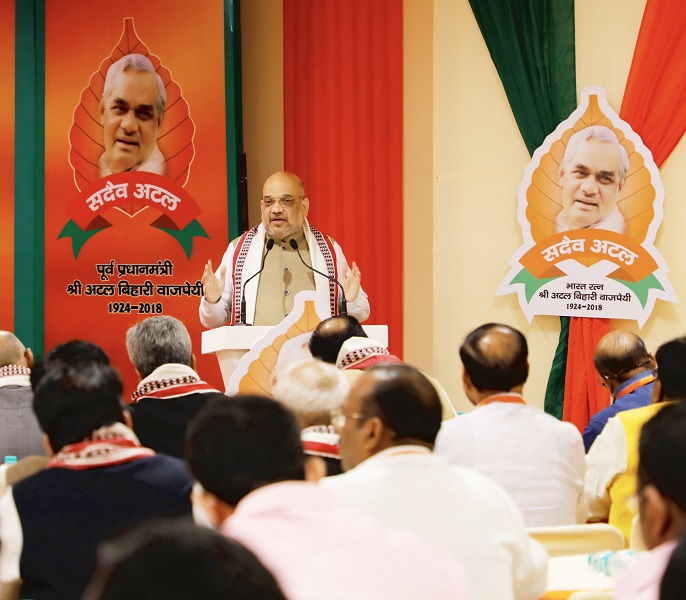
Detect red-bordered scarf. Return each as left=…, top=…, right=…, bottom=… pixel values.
left=0, top=365, right=31, bottom=378
left=229, top=224, right=339, bottom=325
left=301, top=425, right=340, bottom=460
left=338, top=347, right=403, bottom=370
left=48, top=423, right=155, bottom=471
left=130, top=374, right=219, bottom=404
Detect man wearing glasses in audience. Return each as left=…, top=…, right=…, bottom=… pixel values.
left=584, top=331, right=656, bottom=453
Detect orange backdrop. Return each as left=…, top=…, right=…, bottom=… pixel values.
left=43, top=1, right=229, bottom=397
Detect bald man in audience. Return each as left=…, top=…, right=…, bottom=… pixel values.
left=0, top=332, right=45, bottom=460
left=322, top=364, right=547, bottom=600
left=435, top=323, right=587, bottom=527
left=585, top=335, right=686, bottom=545
left=309, top=315, right=368, bottom=364
left=584, top=331, right=655, bottom=452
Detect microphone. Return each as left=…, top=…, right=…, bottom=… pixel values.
left=289, top=239, right=347, bottom=316
left=237, top=238, right=275, bottom=325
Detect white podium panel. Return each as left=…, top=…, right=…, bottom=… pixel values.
left=202, top=323, right=388, bottom=391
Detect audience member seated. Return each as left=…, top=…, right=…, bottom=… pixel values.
left=83, top=519, right=288, bottom=600
left=321, top=364, right=548, bottom=600
left=335, top=336, right=403, bottom=370
left=185, top=396, right=469, bottom=600
left=308, top=315, right=367, bottom=364
left=272, top=360, right=349, bottom=475
left=613, top=402, right=686, bottom=599
left=2, top=340, right=115, bottom=494
left=126, top=316, right=220, bottom=457
left=584, top=331, right=655, bottom=452
left=0, top=362, right=192, bottom=600
left=435, top=323, right=587, bottom=527
left=333, top=335, right=456, bottom=419
left=0, top=332, right=45, bottom=459
left=585, top=335, right=684, bottom=544
left=29, top=339, right=111, bottom=391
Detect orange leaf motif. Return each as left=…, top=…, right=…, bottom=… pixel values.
left=236, top=301, right=324, bottom=397
left=525, top=95, right=654, bottom=247
left=68, top=17, right=195, bottom=194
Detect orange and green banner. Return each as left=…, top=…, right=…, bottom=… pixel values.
left=6, top=0, right=242, bottom=398
left=471, top=0, right=686, bottom=431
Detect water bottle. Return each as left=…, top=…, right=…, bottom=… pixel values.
left=605, top=550, right=639, bottom=576
left=587, top=550, right=613, bottom=575
left=3, top=456, right=17, bottom=466
left=588, top=550, right=639, bottom=576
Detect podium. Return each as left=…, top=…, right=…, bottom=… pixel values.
left=202, top=323, right=388, bottom=393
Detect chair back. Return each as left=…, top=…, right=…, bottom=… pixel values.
left=528, top=524, right=625, bottom=557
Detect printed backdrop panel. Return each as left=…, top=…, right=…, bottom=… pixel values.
left=499, top=87, right=677, bottom=327
left=44, top=2, right=229, bottom=398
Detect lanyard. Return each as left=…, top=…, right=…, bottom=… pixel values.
left=478, top=393, right=527, bottom=408
left=614, top=373, right=655, bottom=401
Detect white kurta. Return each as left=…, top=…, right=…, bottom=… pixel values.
left=199, top=220, right=369, bottom=328
left=435, top=396, right=588, bottom=527
left=321, top=446, right=548, bottom=600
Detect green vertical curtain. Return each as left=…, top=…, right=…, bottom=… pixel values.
left=468, top=0, right=576, bottom=156
left=15, top=0, right=45, bottom=357
left=467, top=0, right=576, bottom=418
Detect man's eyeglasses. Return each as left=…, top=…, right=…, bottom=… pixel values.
left=597, top=359, right=653, bottom=386
left=330, top=409, right=372, bottom=430
left=261, top=196, right=299, bottom=208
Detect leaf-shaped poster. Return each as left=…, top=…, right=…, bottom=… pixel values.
left=226, top=292, right=334, bottom=398
left=525, top=94, right=654, bottom=247
left=68, top=17, right=195, bottom=195
left=498, top=86, right=676, bottom=327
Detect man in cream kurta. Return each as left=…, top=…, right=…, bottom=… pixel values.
left=200, top=172, right=369, bottom=327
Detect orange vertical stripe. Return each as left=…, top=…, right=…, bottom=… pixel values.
left=0, top=1, right=15, bottom=330
left=563, top=317, right=611, bottom=433
left=621, top=0, right=686, bottom=168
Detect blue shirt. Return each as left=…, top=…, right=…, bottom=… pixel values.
left=582, top=371, right=654, bottom=452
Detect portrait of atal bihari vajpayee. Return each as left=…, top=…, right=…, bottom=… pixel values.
left=98, top=54, right=167, bottom=178
left=555, top=125, right=629, bottom=235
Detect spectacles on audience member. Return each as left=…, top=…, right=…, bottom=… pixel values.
left=330, top=409, right=372, bottom=430
left=597, top=359, right=653, bottom=385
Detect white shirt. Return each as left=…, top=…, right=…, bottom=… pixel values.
left=435, top=395, right=587, bottom=527
left=584, top=414, right=629, bottom=520
left=321, top=446, right=548, bottom=600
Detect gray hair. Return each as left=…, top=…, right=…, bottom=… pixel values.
left=272, top=360, right=349, bottom=429
left=126, top=316, right=192, bottom=378
left=102, top=54, right=166, bottom=119
left=562, top=126, right=630, bottom=184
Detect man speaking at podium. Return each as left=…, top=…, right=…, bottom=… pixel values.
left=200, top=171, right=370, bottom=327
